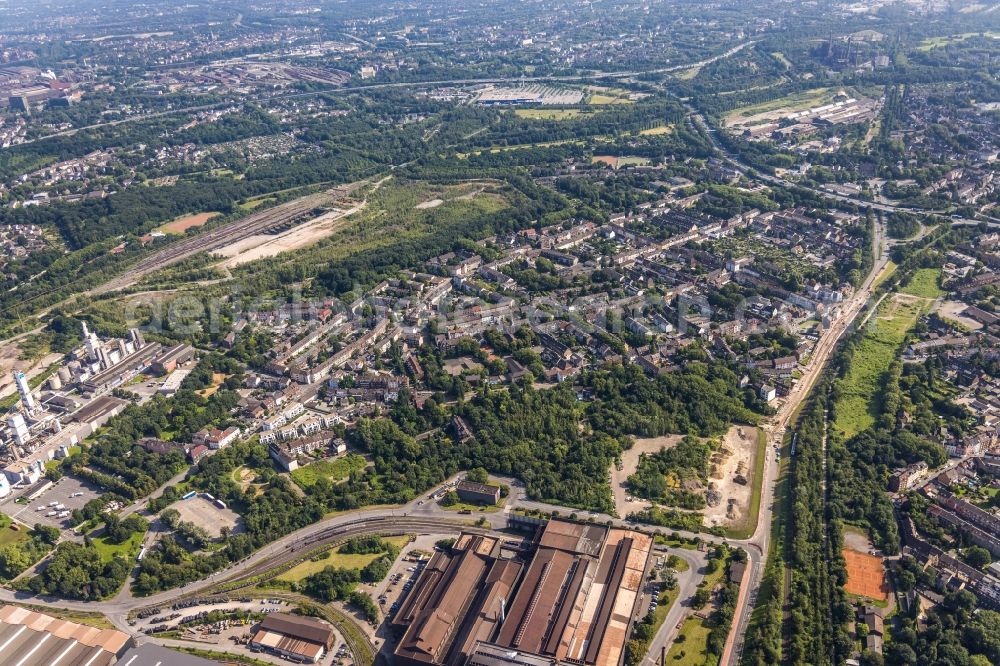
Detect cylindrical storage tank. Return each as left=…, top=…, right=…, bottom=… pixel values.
left=48, top=375, right=63, bottom=391
left=57, top=367, right=72, bottom=382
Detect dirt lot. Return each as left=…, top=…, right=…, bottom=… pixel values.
left=415, top=198, right=443, bottom=209
left=935, top=299, right=983, bottom=331
left=157, top=212, right=219, bottom=234
left=702, top=426, right=758, bottom=530
left=610, top=427, right=759, bottom=528
left=0, top=346, right=62, bottom=403
left=611, top=435, right=683, bottom=517
left=214, top=204, right=359, bottom=267
left=172, top=496, right=241, bottom=538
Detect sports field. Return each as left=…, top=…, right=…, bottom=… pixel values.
left=843, top=548, right=890, bottom=602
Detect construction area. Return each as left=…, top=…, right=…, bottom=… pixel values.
left=611, top=427, right=760, bottom=531
left=389, top=519, right=652, bottom=666
left=703, top=426, right=759, bottom=530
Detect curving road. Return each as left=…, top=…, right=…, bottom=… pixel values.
left=1, top=83, right=972, bottom=666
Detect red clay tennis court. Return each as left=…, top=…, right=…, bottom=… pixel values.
left=843, top=548, right=890, bottom=601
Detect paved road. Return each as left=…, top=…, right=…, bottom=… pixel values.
left=1, top=79, right=974, bottom=664
left=13, top=42, right=753, bottom=148
left=643, top=548, right=708, bottom=666
left=694, top=108, right=897, bottom=663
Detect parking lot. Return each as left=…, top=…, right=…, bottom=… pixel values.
left=129, top=598, right=351, bottom=666
left=369, top=534, right=443, bottom=640
left=172, top=495, right=242, bottom=538
left=9, top=475, right=101, bottom=531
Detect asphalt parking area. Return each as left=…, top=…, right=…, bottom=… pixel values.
left=11, top=475, right=101, bottom=531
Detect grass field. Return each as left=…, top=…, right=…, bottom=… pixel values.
left=256, top=180, right=512, bottom=274
left=669, top=555, right=690, bottom=573
left=654, top=534, right=699, bottom=550
left=639, top=125, right=673, bottom=136
left=440, top=498, right=505, bottom=514
left=646, top=585, right=681, bottom=644
left=665, top=554, right=730, bottom=666
left=459, top=138, right=591, bottom=157
left=900, top=268, right=944, bottom=299
left=666, top=615, right=715, bottom=665
left=91, top=529, right=145, bottom=562
left=0, top=513, right=28, bottom=547
left=771, top=52, right=792, bottom=69
left=514, top=108, right=584, bottom=120
left=276, top=535, right=411, bottom=582
left=833, top=285, right=937, bottom=438
left=676, top=64, right=704, bottom=81
left=917, top=31, right=1000, bottom=51
left=588, top=90, right=633, bottom=105
left=239, top=196, right=275, bottom=211
left=291, top=454, right=368, bottom=489
left=872, top=260, right=898, bottom=291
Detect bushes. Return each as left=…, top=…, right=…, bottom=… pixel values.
left=102, top=514, right=148, bottom=545
left=0, top=524, right=58, bottom=581
left=303, top=566, right=360, bottom=602
left=627, top=435, right=712, bottom=508
left=23, top=542, right=129, bottom=600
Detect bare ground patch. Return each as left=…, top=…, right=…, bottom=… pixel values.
left=213, top=204, right=360, bottom=267
left=611, top=435, right=683, bottom=517
left=703, top=426, right=758, bottom=530
left=171, top=496, right=241, bottom=538
left=934, top=299, right=983, bottom=331
left=157, top=212, right=219, bottom=234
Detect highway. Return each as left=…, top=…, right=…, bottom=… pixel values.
left=0, top=72, right=981, bottom=665
left=11, top=41, right=754, bottom=148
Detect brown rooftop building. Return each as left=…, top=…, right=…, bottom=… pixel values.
left=456, top=480, right=501, bottom=505
left=249, top=612, right=334, bottom=663
left=393, top=534, right=523, bottom=666
left=392, top=520, right=652, bottom=666
left=0, top=604, right=133, bottom=666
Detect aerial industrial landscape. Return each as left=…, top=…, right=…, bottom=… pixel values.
left=0, top=1, right=999, bottom=665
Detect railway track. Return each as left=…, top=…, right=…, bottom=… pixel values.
left=129, top=515, right=480, bottom=612
left=126, top=516, right=481, bottom=666
left=90, top=191, right=333, bottom=295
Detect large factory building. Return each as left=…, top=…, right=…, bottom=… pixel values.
left=391, top=519, right=652, bottom=666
